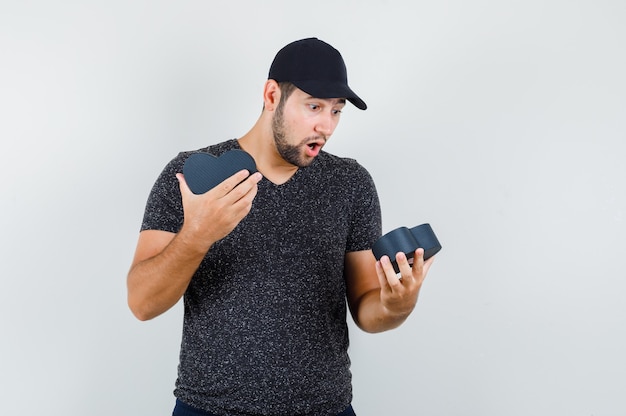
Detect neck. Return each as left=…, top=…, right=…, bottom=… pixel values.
left=237, top=114, right=298, bottom=185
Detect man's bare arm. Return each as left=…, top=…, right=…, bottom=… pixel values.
left=127, top=170, right=262, bottom=321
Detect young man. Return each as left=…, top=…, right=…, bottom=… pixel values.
left=127, top=37, right=434, bottom=416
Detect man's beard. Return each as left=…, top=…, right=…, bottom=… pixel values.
left=271, top=105, right=315, bottom=168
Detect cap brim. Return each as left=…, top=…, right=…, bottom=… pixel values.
left=292, top=80, right=367, bottom=110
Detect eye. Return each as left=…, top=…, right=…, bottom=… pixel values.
left=308, top=104, right=320, bottom=111
left=332, top=109, right=343, bottom=116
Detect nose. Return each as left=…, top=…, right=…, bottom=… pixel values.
left=315, top=111, right=336, bottom=138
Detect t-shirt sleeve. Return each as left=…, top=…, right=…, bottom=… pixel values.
left=140, top=154, right=185, bottom=233
left=345, top=164, right=382, bottom=252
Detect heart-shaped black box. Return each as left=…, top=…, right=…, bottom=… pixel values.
left=372, top=223, right=442, bottom=273
left=183, top=149, right=258, bottom=195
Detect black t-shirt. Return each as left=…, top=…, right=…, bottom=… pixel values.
left=141, top=139, right=382, bottom=416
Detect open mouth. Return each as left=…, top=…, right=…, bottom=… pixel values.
left=307, top=139, right=326, bottom=149
left=305, top=142, right=322, bottom=157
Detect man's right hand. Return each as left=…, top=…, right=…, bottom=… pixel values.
left=176, top=169, right=263, bottom=253
left=127, top=169, right=262, bottom=321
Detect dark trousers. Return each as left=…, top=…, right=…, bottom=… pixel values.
left=173, top=399, right=357, bottom=416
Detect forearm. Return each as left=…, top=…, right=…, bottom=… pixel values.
left=352, top=288, right=414, bottom=333
left=127, top=232, right=211, bottom=321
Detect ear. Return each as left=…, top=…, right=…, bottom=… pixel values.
left=263, top=80, right=281, bottom=112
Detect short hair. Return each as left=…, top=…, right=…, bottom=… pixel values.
left=276, top=82, right=297, bottom=110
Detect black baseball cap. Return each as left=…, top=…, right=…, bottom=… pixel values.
left=268, top=38, right=367, bottom=110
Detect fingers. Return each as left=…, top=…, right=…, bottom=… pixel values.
left=412, top=248, right=435, bottom=283
left=378, top=249, right=431, bottom=290
left=377, top=255, right=403, bottom=291
left=410, top=248, right=424, bottom=284
left=176, top=169, right=263, bottom=213
left=376, top=249, right=434, bottom=318
left=213, top=170, right=262, bottom=199
left=396, top=251, right=414, bottom=280
left=176, top=172, right=192, bottom=196
left=422, top=252, right=435, bottom=275
left=377, top=254, right=417, bottom=316
left=175, top=170, right=263, bottom=245
left=375, top=258, right=392, bottom=292
left=177, top=170, right=263, bottom=200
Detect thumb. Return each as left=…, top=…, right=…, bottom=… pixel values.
left=176, top=173, right=192, bottom=196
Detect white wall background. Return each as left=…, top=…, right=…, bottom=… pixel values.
left=1, top=1, right=625, bottom=415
